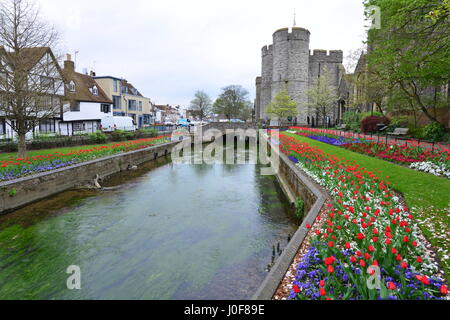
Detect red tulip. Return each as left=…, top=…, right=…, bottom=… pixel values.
left=440, top=285, right=448, bottom=295
left=387, top=282, right=396, bottom=290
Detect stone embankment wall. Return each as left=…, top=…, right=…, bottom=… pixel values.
left=0, top=141, right=179, bottom=214
left=253, top=134, right=328, bottom=300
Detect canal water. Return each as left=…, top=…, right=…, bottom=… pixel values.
left=0, top=147, right=298, bottom=300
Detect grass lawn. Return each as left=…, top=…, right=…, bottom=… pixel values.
left=284, top=132, right=450, bottom=279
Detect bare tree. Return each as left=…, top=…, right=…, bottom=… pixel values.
left=0, top=0, right=64, bottom=157
left=190, top=90, right=212, bottom=121
left=306, top=67, right=338, bottom=127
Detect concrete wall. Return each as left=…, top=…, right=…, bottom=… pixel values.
left=253, top=134, right=328, bottom=300
left=0, top=141, right=179, bottom=214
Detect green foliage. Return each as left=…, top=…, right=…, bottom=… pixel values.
left=110, top=130, right=134, bottom=142
left=294, top=198, right=305, bottom=220
left=8, top=188, right=17, bottom=197
left=266, top=90, right=298, bottom=120
left=342, top=111, right=384, bottom=132
left=213, top=85, right=253, bottom=120
left=423, top=122, right=446, bottom=142
left=88, top=131, right=108, bottom=144
left=408, top=126, right=425, bottom=140
left=139, top=128, right=159, bottom=137
left=342, top=112, right=362, bottom=132
left=389, top=116, right=410, bottom=128
left=364, top=0, right=450, bottom=124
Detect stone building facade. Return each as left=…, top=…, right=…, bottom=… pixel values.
left=255, top=27, right=345, bottom=126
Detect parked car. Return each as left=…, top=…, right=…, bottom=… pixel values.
left=230, top=119, right=245, bottom=123
left=101, top=116, right=137, bottom=132
left=177, top=119, right=192, bottom=127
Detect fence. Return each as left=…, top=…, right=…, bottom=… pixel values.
left=0, top=128, right=173, bottom=153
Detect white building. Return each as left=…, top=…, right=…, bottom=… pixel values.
left=59, top=54, right=113, bottom=135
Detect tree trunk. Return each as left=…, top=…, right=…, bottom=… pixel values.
left=17, top=133, right=27, bottom=158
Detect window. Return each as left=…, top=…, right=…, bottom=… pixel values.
left=131, top=88, right=137, bottom=95
left=0, top=120, right=5, bottom=135
left=39, top=120, right=56, bottom=133
left=92, top=86, right=98, bottom=95
left=68, top=81, right=76, bottom=92
left=101, top=104, right=111, bottom=113
left=128, top=100, right=137, bottom=111
left=73, top=122, right=85, bottom=132
left=122, top=85, right=128, bottom=94
left=139, top=101, right=142, bottom=111
left=113, top=80, right=118, bottom=93
left=70, top=101, right=80, bottom=112
left=112, top=95, right=121, bottom=109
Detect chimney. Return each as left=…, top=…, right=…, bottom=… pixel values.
left=64, top=53, right=75, bottom=72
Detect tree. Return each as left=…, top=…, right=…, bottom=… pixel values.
left=213, top=85, right=252, bottom=120
left=0, top=0, right=63, bottom=157
left=364, top=0, right=450, bottom=125
left=265, top=89, right=297, bottom=122
left=306, top=67, right=338, bottom=127
left=190, top=90, right=212, bottom=121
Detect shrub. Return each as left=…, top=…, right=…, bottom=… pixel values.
left=390, top=116, right=410, bottom=128
left=361, top=116, right=390, bottom=133
left=342, top=112, right=361, bottom=132
left=110, top=130, right=129, bottom=142
left=408, top=126, right=425, bottom=140
left=423, top=122, right=446, bottom=142
left=88, top=131, right=108, bottom=144
left=139, top=128, right=159, bottom=138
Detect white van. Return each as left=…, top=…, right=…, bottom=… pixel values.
left=101, top=116, right=137, bottom=132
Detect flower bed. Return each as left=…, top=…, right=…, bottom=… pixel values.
left=278, top=133, right=447, bottom=300
left=288, top=127, right=449, bottom=178
left=0, top=136, right=170, bottom=181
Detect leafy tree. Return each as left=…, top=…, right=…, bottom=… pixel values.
left=364, top=0, right=450, bottom=125
left=306, top=67, right=338, bottom=127
left=213, top=85, right=252, bottom=120
left=265, top=89, right=298, bottom=122
left=189, top=90, right=212, bottom=121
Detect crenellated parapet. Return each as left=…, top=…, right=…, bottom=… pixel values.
left=262, top=45, right=273, bottom=57
left=309, top=49, right=343, bottom=63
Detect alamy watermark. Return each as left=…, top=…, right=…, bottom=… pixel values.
left=66, top=265, right=81, bottom=290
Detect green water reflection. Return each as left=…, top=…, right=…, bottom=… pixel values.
left=0, top=148, right=298, bottom=300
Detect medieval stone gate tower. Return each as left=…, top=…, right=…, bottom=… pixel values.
left=255, top=27, right=344, bottom=125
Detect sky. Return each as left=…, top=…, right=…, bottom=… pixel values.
left=38, top=0, right=368, bottom=109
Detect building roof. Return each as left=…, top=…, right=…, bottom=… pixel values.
left=0, top=46, right=64, bottom=77
left=355, top=53, right=367, bottom=75
left=121, top=80, right=144, bottom=97
left=63, top=63, right=112, bottom=104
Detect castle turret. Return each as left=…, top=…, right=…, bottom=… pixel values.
left=261, top=45, right=273, bottom=120
left=256, top=27, right=344, bottom=125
